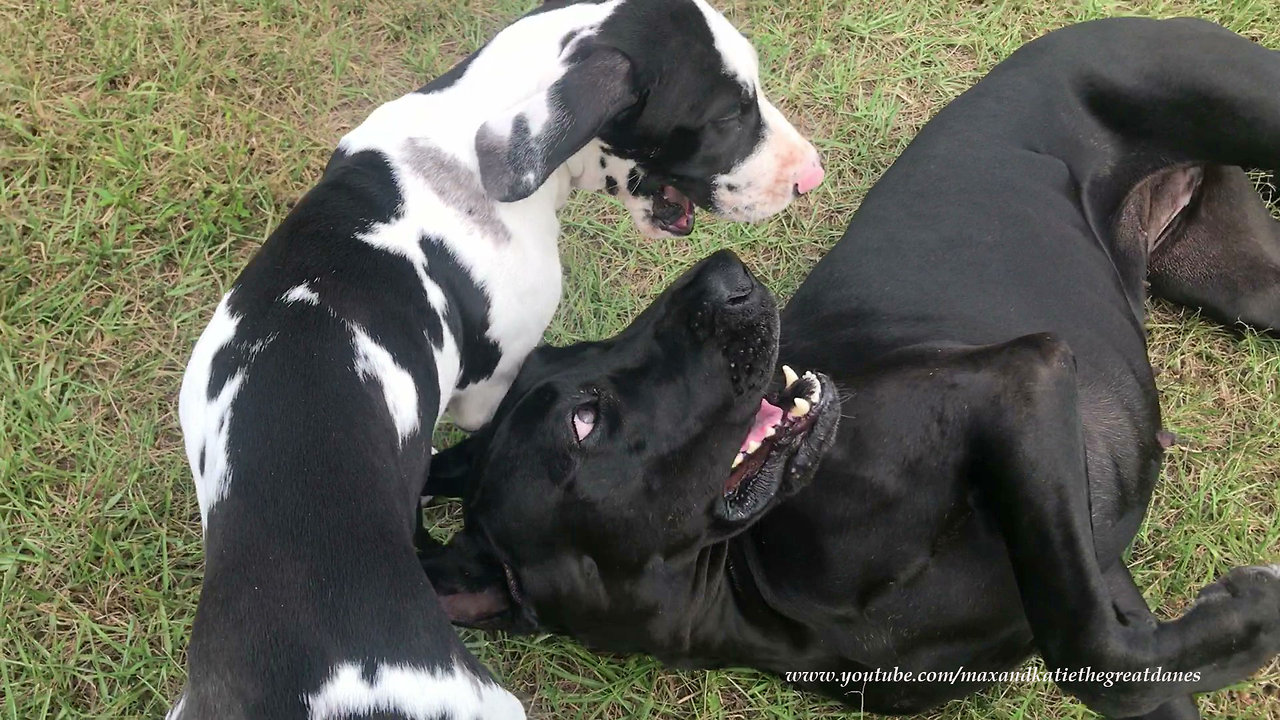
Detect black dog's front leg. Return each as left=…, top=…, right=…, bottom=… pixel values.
left=1103, top=566, right=1200, bottom=720
left=969, top=334, right=1279, bottom=718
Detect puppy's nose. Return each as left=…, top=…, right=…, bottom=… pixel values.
left=700, top=251, right=756, bottom=306
left=794, top=156, right=824, bottom=195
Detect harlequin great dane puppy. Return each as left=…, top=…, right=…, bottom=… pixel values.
left=421, top=18, right=1280, bottom=720
left=169, top=0, right=822, bottom=717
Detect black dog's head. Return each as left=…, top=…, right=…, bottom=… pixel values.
left=475, top=0, right=824, bottom=237
left=422, top=251, right=840, bottom=636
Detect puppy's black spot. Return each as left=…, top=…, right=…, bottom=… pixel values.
left=198, top=447, right=206, bottom=476
left=605, top=176, right=618, bottom=195
left=424, top=306, right=445, bottom=351
left=207, top=344, right=240, bottom=400
left=725, top=183, right=739, bottom=192
left=360, top=657, right=379, bottom=684
left=599, top=155, right=608, bottom=169
left=420, top=236, right=501, bottom=386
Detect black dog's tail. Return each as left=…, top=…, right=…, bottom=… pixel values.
left=1029, top=18, right=1280, bottom=331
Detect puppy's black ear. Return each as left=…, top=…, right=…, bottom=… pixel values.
left=422, top=530, right=528, bottom=632
left=425, top=436, right=485, bottom=499
left=476, top=44, right=637, bottom=202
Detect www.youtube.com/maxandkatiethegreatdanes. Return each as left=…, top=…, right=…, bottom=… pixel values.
left=786, top=667, right=1202, bottom=691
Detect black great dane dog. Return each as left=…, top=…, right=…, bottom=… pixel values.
left=421, top=18, right=1280, bottom=719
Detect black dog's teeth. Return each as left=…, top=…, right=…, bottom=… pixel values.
left=779, top=365, right=822, bottom=417
left=728, top=367, right=825, bottom=480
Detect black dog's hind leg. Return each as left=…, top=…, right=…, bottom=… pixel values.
left=1126, top=164, right=1280, bottom=332
left=1103, top=565, right=1200, bottom=720
left=960, top=333, right=1279, bottom=717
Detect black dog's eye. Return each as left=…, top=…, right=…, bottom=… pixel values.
left=572, top=402, right=599, bottom=442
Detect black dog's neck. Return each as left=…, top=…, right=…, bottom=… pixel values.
left=635, top=531, right=812, bottom=667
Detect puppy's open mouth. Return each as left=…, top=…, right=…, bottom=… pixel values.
left=651, top=184, right=695, bottom=235
left=721, top=366, right=838, bottom=520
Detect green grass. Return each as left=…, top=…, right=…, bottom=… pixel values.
left=2, top=0, right=1279, bottom=717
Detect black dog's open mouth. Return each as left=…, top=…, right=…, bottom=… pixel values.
left=720, top=366, right=839, bottom=521
left=651, top=184, right=695, bottom=235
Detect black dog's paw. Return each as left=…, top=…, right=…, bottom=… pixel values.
left=1192, top=564, right=1280, bottom=660
left=1195, top=565, right=1280, bottom=650
left=1195, top=564, right=1280, bottom=606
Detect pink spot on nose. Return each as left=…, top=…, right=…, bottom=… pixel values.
left=795, top=161, right=824, bottom=194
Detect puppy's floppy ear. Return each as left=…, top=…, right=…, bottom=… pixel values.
left=421, top=529, right=528, bottom=632
left=476, top=44, right=637, bottom=202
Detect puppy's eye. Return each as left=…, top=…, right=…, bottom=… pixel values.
left=716, top=97, right=753, bottom=125
left=572, top=402, right=598, bottom=442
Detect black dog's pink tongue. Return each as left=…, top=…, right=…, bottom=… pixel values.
left=741, top=399, right=784, bottom=452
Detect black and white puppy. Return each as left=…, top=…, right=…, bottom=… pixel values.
left=423, top=18, right=1280, bottom=720
left=169, top=0, right=822, bottom=717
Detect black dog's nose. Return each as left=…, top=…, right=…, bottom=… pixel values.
left=684, top=251, right=777, bottom=398
left=698, top=250, right=756, bottom=306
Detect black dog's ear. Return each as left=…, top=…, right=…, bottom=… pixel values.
left=425, top=435, right=485, bottom=499
left=421, top=530, right=526, bottom=631
left=476, top=44, right=637, bottom=202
